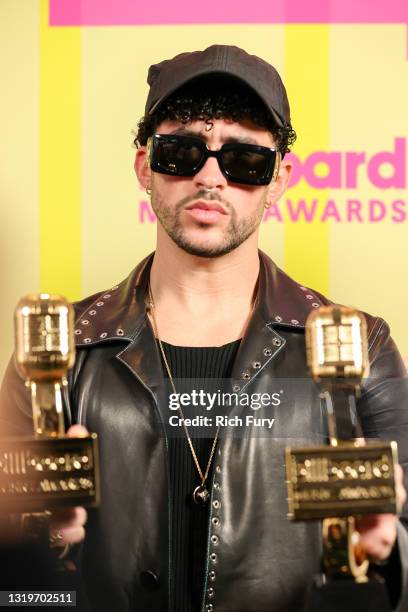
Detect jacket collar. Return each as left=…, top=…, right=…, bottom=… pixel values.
left=73, top=250, right=325, bottom=348
left=73, top=255, right=153, bottom=346
left=72, top=251, right=326, bottom=392
left=256, top=251, right=325, bottom=328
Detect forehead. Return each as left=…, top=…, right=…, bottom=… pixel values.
left=154, top=118, right=275, bottom=147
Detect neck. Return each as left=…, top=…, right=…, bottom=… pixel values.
left=150, top=230, right=260, bottom=307
left=147, top=231, right=260, bottom=346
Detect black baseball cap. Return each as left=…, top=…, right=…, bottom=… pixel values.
left=145, top=45, right=291, bottom=128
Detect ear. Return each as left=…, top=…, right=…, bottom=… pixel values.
left=265, top=156, right=292, bottom=206
left=134, top=146, right=152, bottom=190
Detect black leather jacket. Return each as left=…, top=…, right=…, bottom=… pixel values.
left=1, top=251, right=408, bottom=612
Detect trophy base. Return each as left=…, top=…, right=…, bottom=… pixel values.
left=0, top=435, right=100, bottom=511
left=305, top=576, right=391, bottom=612
left=286, top=442, right=398, bottom=520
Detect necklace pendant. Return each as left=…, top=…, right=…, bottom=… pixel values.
left=193, top=485, right=210, bottom=505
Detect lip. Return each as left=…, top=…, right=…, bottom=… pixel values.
left=185, top=199, right=227, bottom=215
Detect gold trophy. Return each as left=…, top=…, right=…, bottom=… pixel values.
left=286, top=306, right=398, bottom=610
left=0, top=294, right=99, bottom=515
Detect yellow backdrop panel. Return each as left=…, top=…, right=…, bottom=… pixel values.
left=0, top=0, right=40, bottom=379
left=329, top=25, right=408, bottom=354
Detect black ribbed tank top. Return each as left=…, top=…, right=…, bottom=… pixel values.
left=161, top=339, right=241, bottom=612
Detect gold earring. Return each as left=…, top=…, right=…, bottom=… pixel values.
left=265, top=202, right=271, bottom=209
left=146, top=187, right=152, bottom=196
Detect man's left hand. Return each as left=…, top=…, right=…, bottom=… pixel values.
left=356, top=463, right=407, bottom=563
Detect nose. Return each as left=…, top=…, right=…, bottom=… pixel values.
left=193, top=155, right=228, bottom=191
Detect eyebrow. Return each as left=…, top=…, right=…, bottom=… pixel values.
left=167, top=127, right=261, bottom=147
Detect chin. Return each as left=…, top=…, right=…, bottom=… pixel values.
left=173, top=237, right=240, bottom=259
left=166, top=222, right=256, bottom=258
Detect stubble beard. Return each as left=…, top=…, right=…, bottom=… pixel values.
left=150, top=188, right=266, bottom=258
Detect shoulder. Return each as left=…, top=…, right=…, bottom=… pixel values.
left=72, top=253, right=154, bottom=347
left=258, top=250, right=402, bottom=369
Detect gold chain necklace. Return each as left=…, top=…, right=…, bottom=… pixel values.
left=147, top=284, right=219, bottom=505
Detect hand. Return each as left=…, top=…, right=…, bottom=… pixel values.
left=49, top=424, right=89, bottom=548
left=356, top=463, right=407, bottom=563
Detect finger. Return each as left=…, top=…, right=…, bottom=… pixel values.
left=356, top=513, right=396, bottom=535
left=357, top=514, right=397, bottom=562
left=50, top=525, right=86, bottom=546
left=355, top=514, right=381, bottom=533
left=363, top=538, right=395, bottom=563
left=50, top=506, right=87, bottom=530
left=394, top=463, right=404, bottom=489
left=394, top=464, right=407, bottom=508
left=66, top=424, right=89, bottom=437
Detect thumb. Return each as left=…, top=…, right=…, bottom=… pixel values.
left=66, top=424, right=89, bottom=437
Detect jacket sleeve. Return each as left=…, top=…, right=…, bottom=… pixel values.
left=358, top=317, right=408, bottom=611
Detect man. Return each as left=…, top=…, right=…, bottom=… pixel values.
left=1, top=45, right=408, bottom=612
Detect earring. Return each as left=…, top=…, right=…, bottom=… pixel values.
left=264, top=202, right=271, bottom=209
left=146, top=187, right=152, bottom=196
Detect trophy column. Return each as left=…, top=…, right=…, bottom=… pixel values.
left=286, top=306, right=398, bottom=612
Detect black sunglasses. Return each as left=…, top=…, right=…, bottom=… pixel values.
left=148, top=134, right=281, bottom=186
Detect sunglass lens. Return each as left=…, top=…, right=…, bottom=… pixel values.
left=155, top=137, right=203, bottom=176
left=221, top=148, right=273, bottom=184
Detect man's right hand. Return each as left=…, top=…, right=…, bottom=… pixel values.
left=49, top=424, right=89, bottom=547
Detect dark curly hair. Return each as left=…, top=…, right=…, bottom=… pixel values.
left=134, top=75, right=296, bottom=157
